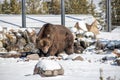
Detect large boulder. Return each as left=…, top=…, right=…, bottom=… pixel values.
left=33, top=59, right=64, bottom=77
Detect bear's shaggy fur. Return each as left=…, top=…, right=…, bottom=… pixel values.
left=36, top=23, right=74, bottom=56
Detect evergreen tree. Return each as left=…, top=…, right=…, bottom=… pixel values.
left=99, top=0, right=106, bottom=13
left=99, top=0, right=120, bottom=26
left=26, top=0, right=41, bottom=14
left=98, top=0, right=107, bottom=29
left=65, top=0, right=90, bottom=14
left=2, top=0, right=11, bottom=14
left=111, top=0, right=120, bottom=26
left=42, top=1, right=49, bottom=14
left=0, top=3, right=2, bottom=14
left=41, top=0, right=60, bottom=14
left=88, top=0, right=96, bottom=16
left=50, top=0, right=60, bottom=14
left=10, top=0, right=21, bottom=14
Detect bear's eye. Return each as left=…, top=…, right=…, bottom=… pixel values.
left=40, top=42, right=44, bottom=47
left=47, top=34, right=50, bottom=38
left=40, top=40, right=44, bottom=46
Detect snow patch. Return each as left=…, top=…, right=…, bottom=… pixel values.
left=78, top=20, right=88, bottom=31
left=66, top=53, right=82, bottom=60
left=36, top=60, right=61, bottom=70
left=71, top=27, right=77, bottom=33
left=8, top=51, right=18, bottom=54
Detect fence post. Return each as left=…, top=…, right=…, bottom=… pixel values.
left=61, top=0, right=65, bottom=26
left=106, top=0, right=111, bottom=32
left=22, top=0, right=26, bottom=28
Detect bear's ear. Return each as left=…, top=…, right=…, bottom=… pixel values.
left=47, top=34, right=50, bottom=38
left=37, top=25, right=46, bottom=39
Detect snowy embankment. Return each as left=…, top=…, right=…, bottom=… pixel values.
left=0, top=27, right=120, bottom=80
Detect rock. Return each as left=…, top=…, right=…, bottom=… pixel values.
left=58, top=53, right=68, bottom=60
left=0, top=41, right=3, bottom=48
left=114, top=40, right=120, bottom=48
left=6, top=45, right=19, bottom=52
left=107, top=41, right=115, bottom=50
left=112, top=49, right=120, bottom=57
left=86, top=20, right=99, bottom=35
left=0, top=51, right=21, bottom=58
left=33, top=60, right=64, bottom=77
left=26, top=54, right=39, bottom=60
left=96, top=40, right=120, bottom=50
left=74, top=41, right=84, bottom=54
left=66, top=53, right=84, bottom=61
left=5, top=33, right=17, bottom=44
left=115, top=58, right=120, bottom=66
left=96, top=39, right=109, bottom=50
left=16, top=37, right=26, bottom=51
left=73, top=56, right=84, bottom=61
left=83, top=31, right=96, bottom=39
left=0, top=48, right=7, bottom=52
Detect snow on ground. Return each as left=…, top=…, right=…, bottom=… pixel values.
left=97, top=31, right=120, bottom=40
left=0, top=54, right=120, bottom=80
left=0, top=14, right=98, bottom=28
left=97, top=27, right=120, bottom=40
left=36, top=59, right=61, bottom=70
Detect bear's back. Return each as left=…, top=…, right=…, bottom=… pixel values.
left=37, top=23, right=73, bottom=40
left=53, top=24, right=73, bottom=41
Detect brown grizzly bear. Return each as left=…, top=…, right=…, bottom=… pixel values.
left=36, top=23, right=74, bottom=56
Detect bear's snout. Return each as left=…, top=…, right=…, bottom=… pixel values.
left=42, top=47, right=49, bottom=53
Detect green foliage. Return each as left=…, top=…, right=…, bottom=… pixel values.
left=10, top=0, right=21, bottom=14
left=65, top=0, right=94, bottom=14
left=88, top=0, right=96, bottom=16
left=26, top=0, right=42, bottom=14
left=1, top=0, right=21, bottom=14
left=99, top=0, right=106, bottom=13
left=2, top=0, right=11, bottom=14
left=0, top=0, right=96, bottom=15
left=50, top=0, right=60, bottom=14
left=99, top=0, right=120, bottom=26
left=0, top=3, right=2, bottom=14
left=111, top=0, right=120, bottom=26
left=42, top=1, right=49, bottom=14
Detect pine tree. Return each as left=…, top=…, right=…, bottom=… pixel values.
left=50, top=0, right=60, bottom=14
left=65, top=0, right=91, bottom=14
left=98, top=0, right=107, bottom=30
left=99, top=0, right=120, bottom=26
left=0, top=3, right=2, bottom=14
left=41, top=0, right=60, bottom=14
left=2, top=0, right=11, bottom=14
left=26, top=0, right=41, bottom=14
left=42, top=1, right=49, bottom=14
left=88, top=0, right=96, bottom=16
left=111, top=0, right=120, bottom=26
left=10, top=0, right=21, bottom=14
left=99, top=0, right=106, bottom=13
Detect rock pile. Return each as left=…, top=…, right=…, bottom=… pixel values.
left=96, top=39, right=120, bottom=50
left=0, top=27, right=39, bottom=58
left=71, top=20, right=98, bottom=54
left=0, top=20, right=100, bottom=58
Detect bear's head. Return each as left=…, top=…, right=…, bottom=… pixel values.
left=38, top=38, right=52, bottom=53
